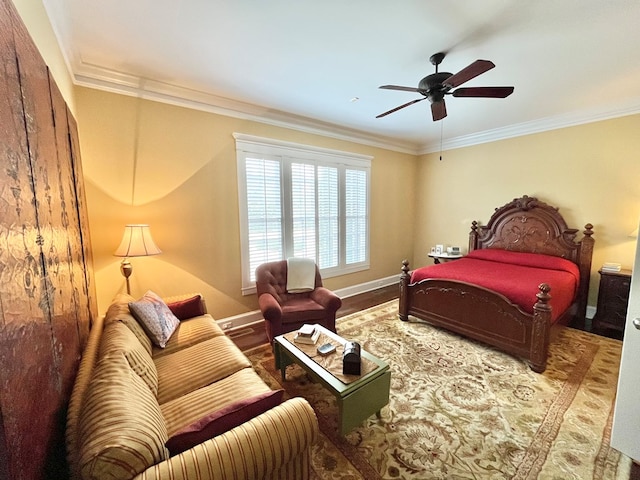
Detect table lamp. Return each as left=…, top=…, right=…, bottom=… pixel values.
left=114, top=224, right=162, bottom=294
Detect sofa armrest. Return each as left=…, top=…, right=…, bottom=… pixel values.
left=66, top=315, right=106, bottom=480
left=134, top=397, right=318, bottom=480
left=258, top=293, right=282, bottom=322
left=310, top=287, right=342, bottom=314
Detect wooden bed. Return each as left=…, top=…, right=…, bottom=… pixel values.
left=399, top=195, right=594, bottom=372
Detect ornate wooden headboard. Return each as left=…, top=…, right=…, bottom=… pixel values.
left=468, top=195, right=595, bottom=323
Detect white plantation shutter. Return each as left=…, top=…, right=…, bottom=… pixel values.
left=245, top=157, right=282, bottom=281
left=317, top=166, right=338, bottom=269
left=235, top=133, right=371, bottom=294
left=291, top=163, right=316, bottom=259
left=345, top=168, right=367, bottom=264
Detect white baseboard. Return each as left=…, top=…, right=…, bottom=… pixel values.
left=334, top=274, right=398, bottom=299
left=217, top=274, right=399, bottom=332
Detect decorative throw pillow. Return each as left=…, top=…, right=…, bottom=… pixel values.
left=129, top=291, right=180, bottom=348
left=167, top=295, right=205, bottom=320
left=165, top=389, right=285, bottom=456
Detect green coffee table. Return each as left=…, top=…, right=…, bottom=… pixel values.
left=273, top=325, right=390, bottom=435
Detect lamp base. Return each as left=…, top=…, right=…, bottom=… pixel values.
left=120, top=259, right=132, bottom=295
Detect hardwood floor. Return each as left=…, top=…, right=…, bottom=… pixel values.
left=227, top=284, right=398, bottom=352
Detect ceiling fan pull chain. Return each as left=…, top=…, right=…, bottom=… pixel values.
left=439, top=120, right=444, bottom=161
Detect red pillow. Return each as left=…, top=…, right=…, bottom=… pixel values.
left=165, top=389, right=285, bottom=456
left=167, top=295, right=205, bottom=320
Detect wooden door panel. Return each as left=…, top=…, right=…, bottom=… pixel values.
left=6, top=7, right=61, bottom=479
left=0, top=1, right=98, bottom=477
left=48, top=74, right=91, bottom=412
left=67, top=111, right=98, bottom=337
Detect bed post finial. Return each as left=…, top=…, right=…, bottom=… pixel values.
left=469, top=220, right=479, bottom=252
left=535, top=283, right=552, bottom=307
left=399, top=260, right=411, bottom=321
left=583, top=223, right=594, bottom=238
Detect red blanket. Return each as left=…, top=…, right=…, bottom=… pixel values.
left=410, top=249, right=580, bottom=322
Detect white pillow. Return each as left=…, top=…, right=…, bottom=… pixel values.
left=129, top=291, right=180, bottom=348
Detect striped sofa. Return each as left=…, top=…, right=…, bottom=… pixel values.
left=66, top=293, right=318, bottom=480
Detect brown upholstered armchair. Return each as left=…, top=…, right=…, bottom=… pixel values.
left=256, top=260, right=342, bottom=343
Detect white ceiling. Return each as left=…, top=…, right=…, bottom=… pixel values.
left=43, top=0, right=640, bottom=154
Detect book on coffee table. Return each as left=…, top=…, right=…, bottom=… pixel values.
left=298, top=324, right=316, bottom=337
left=294, top=325, right=320, bottom=345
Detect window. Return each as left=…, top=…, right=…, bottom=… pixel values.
left=235, top=133, right=372, bottom=294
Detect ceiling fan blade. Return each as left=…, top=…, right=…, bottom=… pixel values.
left=379, top=85, right=420, bottom=93
left=376, top=97, right=427, bottom=118
left=431, top=100, right=447, bottom=121
left=452, top=86, right=514, bottom=98
left=444, top=59, right=495, bottom=88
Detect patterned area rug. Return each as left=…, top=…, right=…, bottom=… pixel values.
left=246, top=301, right=631, bottom=479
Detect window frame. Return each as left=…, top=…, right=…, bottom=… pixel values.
left=234, top=133, right=372, bottom=295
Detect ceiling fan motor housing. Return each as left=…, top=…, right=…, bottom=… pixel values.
left=418, top=72, right=452, bottom=102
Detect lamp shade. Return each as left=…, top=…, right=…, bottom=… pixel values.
left=114, top=224, right=162, bottom=257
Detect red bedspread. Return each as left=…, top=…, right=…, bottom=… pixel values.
left=410, top=249, right=580, bottom=322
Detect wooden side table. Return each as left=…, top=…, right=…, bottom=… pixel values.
left=592, top=268, right=632, bottom=340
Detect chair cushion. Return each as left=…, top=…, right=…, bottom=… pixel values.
left=165, top=389, right=284, bottom=456
left=129, top=290, right=180, bottom=348
left=281, top=297, right=327, bottom=324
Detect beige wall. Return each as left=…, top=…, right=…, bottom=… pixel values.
left=15, top=0, right=640, bottom=316
left=11, top=0, right=75, bottom=111
left=74, top=87, right=416, bottom=316
left=414, top=114, right=640, bottom=306
left=75, top=84, right=640, bottom=315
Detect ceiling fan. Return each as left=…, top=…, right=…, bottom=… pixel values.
left=376, top=52, right=514, bottom=121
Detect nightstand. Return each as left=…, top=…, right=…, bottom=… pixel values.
left=428, top=252, right=463, bottom=264
left=592, top=268, right=632, bottom=340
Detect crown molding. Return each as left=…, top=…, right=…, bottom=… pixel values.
left=418, top=97, right=640, bottom=154
left=72, top=62, right=421, bottom=155
left=71, top=62, right=640, bottom=158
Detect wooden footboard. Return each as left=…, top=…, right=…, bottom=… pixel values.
left=399, top=260, right=552, bottom=372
